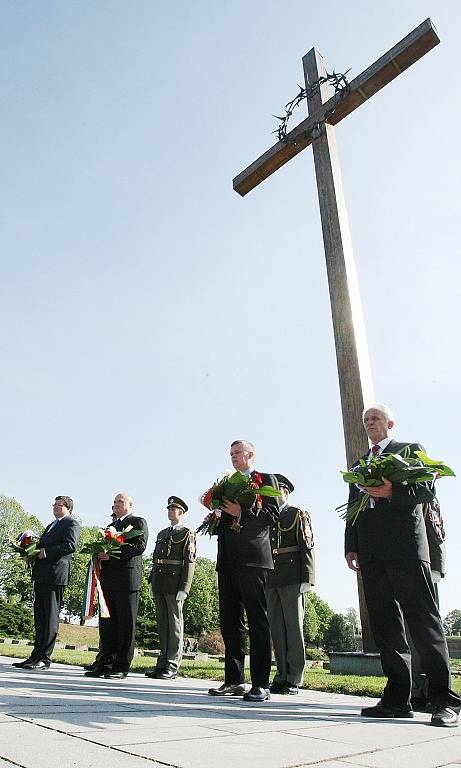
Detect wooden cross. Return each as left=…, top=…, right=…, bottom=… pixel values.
left=233, top=19, right=439, bottom=650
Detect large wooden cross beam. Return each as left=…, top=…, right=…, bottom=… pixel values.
left=232, top=19, right=440, bottom=650
left=234, top=19, right=439, bottom=198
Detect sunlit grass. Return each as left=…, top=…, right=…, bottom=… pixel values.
left=2, top=642, right=460, bottom=697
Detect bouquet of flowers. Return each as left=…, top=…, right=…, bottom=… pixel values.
left=337, top=447, right=455, bottom=525
left=197, top=471, right=281, bottom=535
left=81, top=524, right=143, bottom=560
left=10, top=530, right=40, bottom=559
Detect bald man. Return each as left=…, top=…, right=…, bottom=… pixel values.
left=85, top=493, right=148, bottom=679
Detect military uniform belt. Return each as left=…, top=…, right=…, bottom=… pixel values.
left=155, top=558, right=182, bottom=565
left=272, top=546, right=299, bottom=554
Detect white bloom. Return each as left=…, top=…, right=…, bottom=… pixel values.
left=18, top=530, right=38, bottom=543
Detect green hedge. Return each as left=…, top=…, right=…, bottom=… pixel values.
left=0, top=600, right=34, bottom=639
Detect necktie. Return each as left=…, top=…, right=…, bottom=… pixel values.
left=371, top=444, right=380, bottom=456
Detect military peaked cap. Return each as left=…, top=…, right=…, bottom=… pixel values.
left=275, top=474, right=294, bottom=494
left=167, top=496, right=188, bottom=513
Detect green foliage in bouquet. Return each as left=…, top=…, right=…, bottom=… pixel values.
left=197, top=471, right=282, bottom=536
left=337, top=447, right=455, bottom=525
left=80, top=526, right=143, bottom=560
left=204, top=471, right=281, bottom=510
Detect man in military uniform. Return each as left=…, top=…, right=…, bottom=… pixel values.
left=410, top=499, right=446, bottom=711
left=146, top=496, right=196, bottom=680
left=266, top=474, right=315, bottom=695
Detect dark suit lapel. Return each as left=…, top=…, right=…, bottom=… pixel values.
left=381, top=439, right=402, bottom=456
left=113, top=515, right=132, bottom=531
left=40, top=519, right=59, bottom=544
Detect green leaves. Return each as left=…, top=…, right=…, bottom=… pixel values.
left=122, top=528, right=144, bottom=540
left=414, top=451, right=456, bottom=477
left=337, top=446, right=455, bottom=525
left=10, top=542, right=39, bottom=558
left=209, top=471, right=282, bottom=507
left=257, top=485, right=283, bottom=497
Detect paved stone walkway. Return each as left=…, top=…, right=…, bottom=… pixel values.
left=1, top=655, right=460, bottom=767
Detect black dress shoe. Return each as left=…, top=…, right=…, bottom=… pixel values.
left=283, top=683, right=299, bottom=695
left=156, top=669, right=177, bottom=680
left=269, top=681, right=286, bottom=694
left=361, top=701, right=414, bottom=718
left=12, top=658, right=36, bottom=668
left=431, top=707, right=459, bottom=727
left=145, top=668, right=163, bottom=678
left=84, top=669, right=107, bottom=678
left=104, top=671, right=127, bottom=679
left=243, top=686, right=270, bottom=702
left=22, top=660, right=50, bottom=671
left=208, top=683, right=246, bottom=696
left=83, top=663, right=98, bottom=671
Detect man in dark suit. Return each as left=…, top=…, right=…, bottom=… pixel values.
left=267, top=474, right=315, bottom=695
left=345, top=403, right=461, bottom=727
left=13, top=495, right=80, bottom=671
left=208, top=440, right=280, bottom=702
left=85, top=492, right=148, bottom=680
left=146, top=495, right=196, bottom=680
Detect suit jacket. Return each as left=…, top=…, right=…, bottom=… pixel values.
left=267, top=504, right=315, bottom=589
left=99, top=514, right=149, bottom=592
left=32, top=515, right=81, bottom=586
left=150, top=525, right=196, bottom=595
left=216, top=471, right=280, bottom=570
left=344, top=440, right=433, bottom=565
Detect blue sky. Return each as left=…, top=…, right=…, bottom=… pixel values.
left=1, top=1, right=460, bottom=620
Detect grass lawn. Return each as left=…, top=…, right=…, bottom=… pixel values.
left=2, top=642, right=460, bottom=698
left=56, top=623, right=99, bottom=647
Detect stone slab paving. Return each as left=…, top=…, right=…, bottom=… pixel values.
left=1, top=655, right=460, bottom=768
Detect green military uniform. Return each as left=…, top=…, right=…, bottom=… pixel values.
left=410, top=499, right=446, bottom=707
left=266, top=480, right=315, bottom=691
left=149, top=500, right=196, bottom=676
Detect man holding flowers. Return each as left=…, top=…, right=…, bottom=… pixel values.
left=13, top=495, right=80, bottom=671
left=85, top=492, right=148, bottom=679
left=207, top=440, right=281, bottom=702
left=344, top=403, right=461, bottom=727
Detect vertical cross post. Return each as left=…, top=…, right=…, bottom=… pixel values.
left=303, top=49, right=375, bottom=650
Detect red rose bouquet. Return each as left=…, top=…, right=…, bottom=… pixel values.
left=81, top=524, right=143, bottom=559
left=10, top=530, right=40, bottom=559
left=197, top=471, right=281, bottom=535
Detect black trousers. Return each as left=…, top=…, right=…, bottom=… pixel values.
left=362, top=559, right=460, bottom=710
left=32, top=583, right=64, bottom=663
left=98, top=590, right=139, bottom=673
left=408, top=581, right=440, bottom=701
left=218, top=566, right=272, bottom=688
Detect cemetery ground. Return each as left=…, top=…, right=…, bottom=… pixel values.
left=1, top=622, right=460, bottom=698
left=2, top=654, right=461, bottom=768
